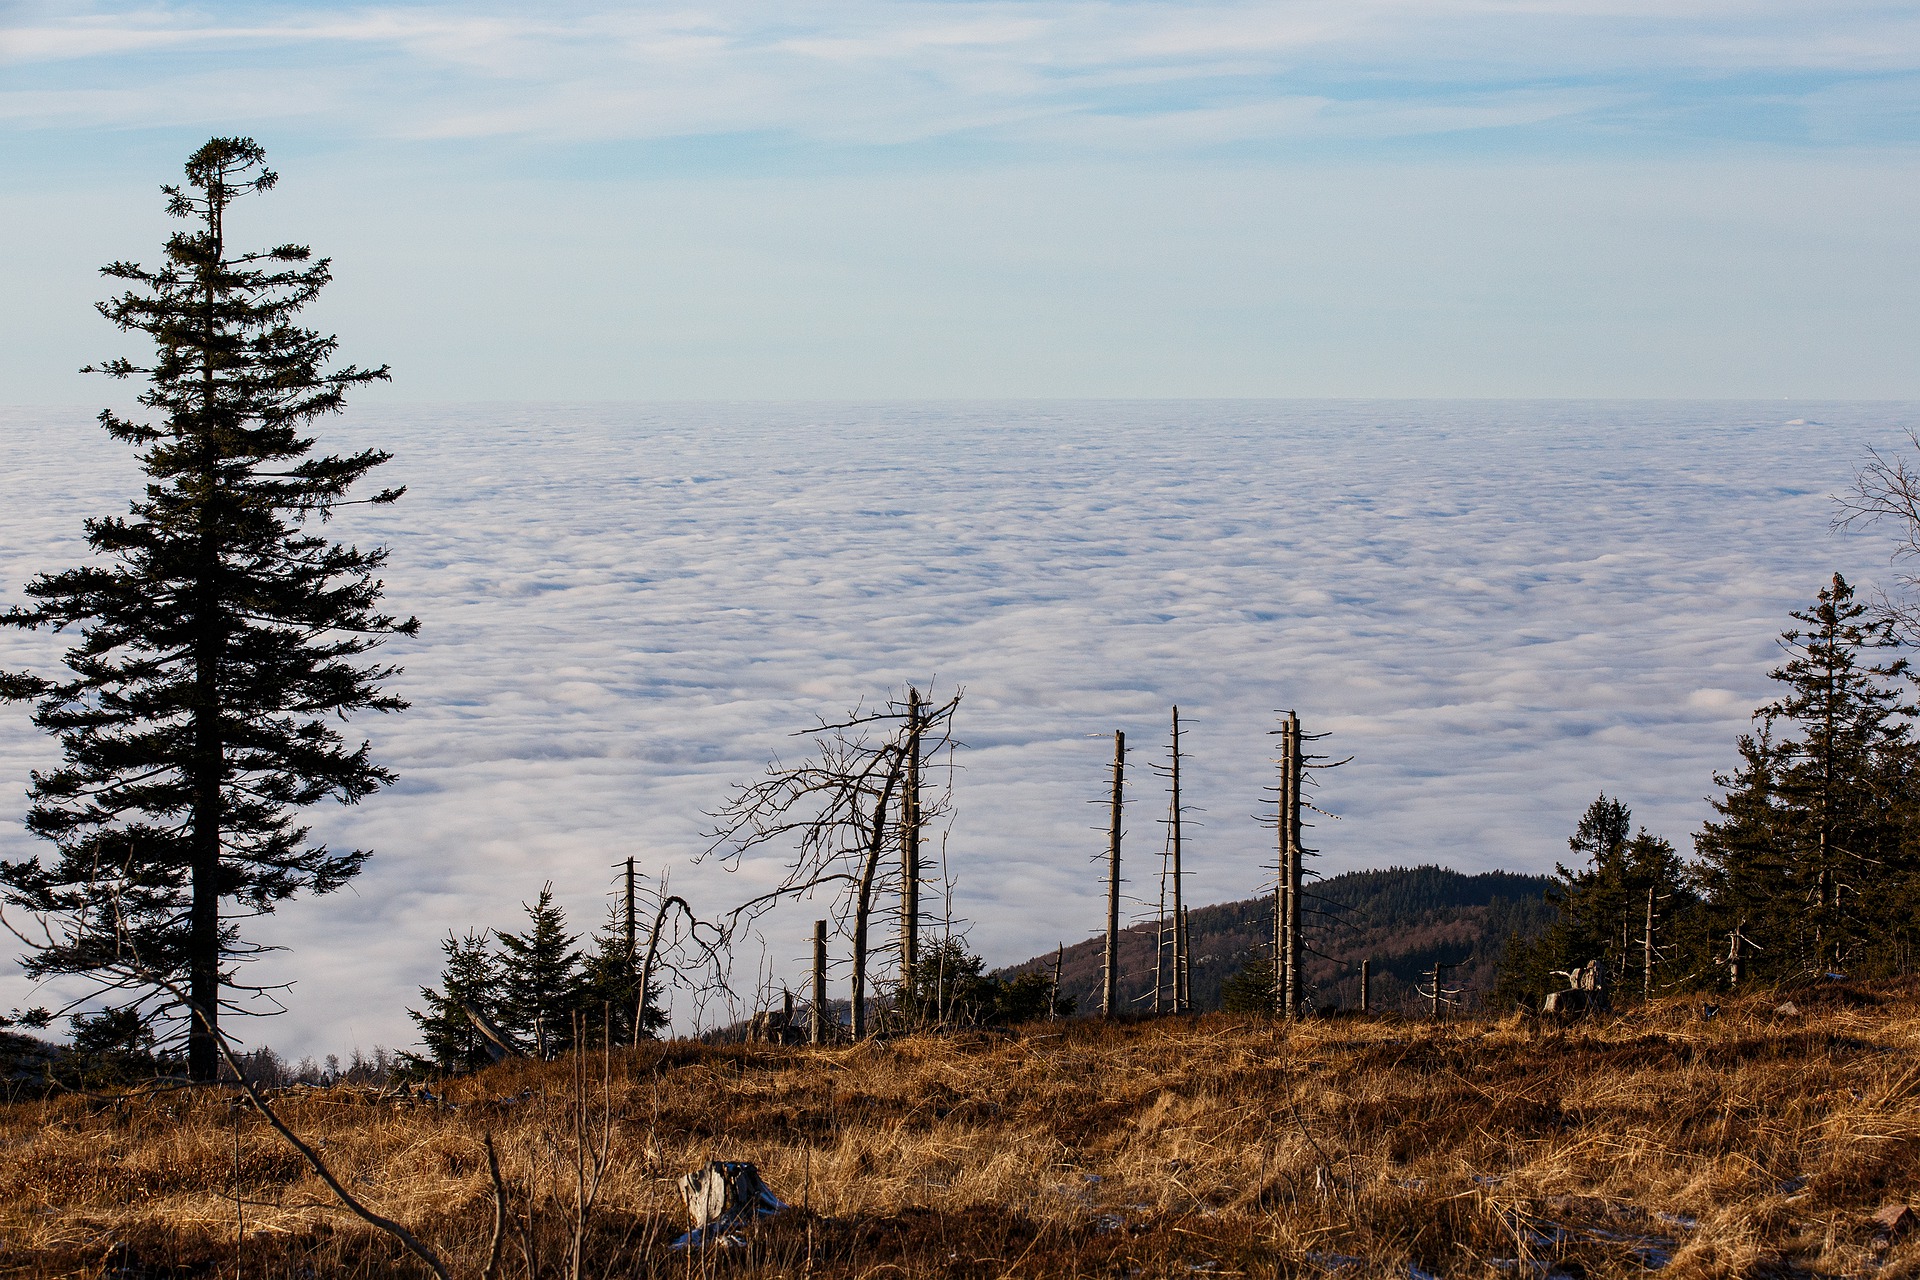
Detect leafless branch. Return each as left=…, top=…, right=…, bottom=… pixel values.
left=1836, top=429, right=1920, bottom=639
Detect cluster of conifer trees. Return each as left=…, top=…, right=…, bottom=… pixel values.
left=1499, top=572, right=1920, bottom=1004
left=406, top=884, right=665, bottom=1073
left=895, top=937, right=1073, bottom=1027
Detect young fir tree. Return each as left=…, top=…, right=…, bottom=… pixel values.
left=1221, top=955, right=1279, bottom=1015
left=897, top=936, right=998, bottom=1026
left=408, top=930, right=504, bottom=1074
left=1495, top=795, right=1692, bottom=1007
left=577, top=906, right=668, bottom=1046
left=1696, top=573, right=1918, bottom=978
left=495, top=884, right=583, bottom=1060
left=891, top=937, right=1070, bottom=1027
left=67, top=1006, right=159, bottom=1085
left=0, top=138, right=414, bottom=1082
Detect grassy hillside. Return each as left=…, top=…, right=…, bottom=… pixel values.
left=1000, top=865, right=1556, bottom=1016
left=6, top=980, right=1919, bottom=1278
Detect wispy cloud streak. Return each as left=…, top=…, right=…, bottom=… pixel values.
left=4, top=2, right=1916, bottom=150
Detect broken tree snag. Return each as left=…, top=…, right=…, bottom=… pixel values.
left=1360, top=957, right=1372, bottom=1015
left=749, top=994, right=800, bottom=1045
left=677, top=1161, right=787, bottom=1246
left=462, top=1003, right=525, bottom=1061
left=1104, top=730, right=1125, bottom=1020
left=811, top=919, right=828, bottom=1045
left=1542, top=958, right=1611, bottom=1019
left=1051, top=942, right=1064, bottom=1021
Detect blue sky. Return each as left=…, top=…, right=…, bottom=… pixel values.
left=3, top=1, right=1918, bottom=397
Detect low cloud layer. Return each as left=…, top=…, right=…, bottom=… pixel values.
left=0, top=400, right=1912, bottom=1057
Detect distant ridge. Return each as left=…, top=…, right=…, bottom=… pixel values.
left=995, top=865, right=1555, bottom=1015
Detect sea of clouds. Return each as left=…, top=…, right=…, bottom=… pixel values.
left=1, top=400, right=1916, bottom=1057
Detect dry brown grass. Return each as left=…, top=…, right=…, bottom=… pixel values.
left=5, top=981, right=1920, bottom=1279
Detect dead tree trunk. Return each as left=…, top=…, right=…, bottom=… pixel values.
left=1275, top=716, right=1289, bottom=1019
left=636, top=893, right=696, bottom=1046
left=1643, top=884, right=1655, bottom=1004
left=1275, top=714, right=1302, bottom=1020
left=811, top=919, right=828, bottom=1045
left=623, top=856, right=637, bottom=964
left=1170, top=706, right=1186, bottom=1013
left=900, top=688, right=922, bottom=987
left=1286, top=712, right=1304, bottom=1022
left=1104, top=730, right=1125, bottom=1020
left=705, top=687, right=962, bottom=1039
left=1179, top=906, right=1191, bottom=1010
left=851, top=755, right=905, bottom=1039
left=1051, top=943, right=1063, bottom=1021
left=1154, top=860, right=1167, bottom=1016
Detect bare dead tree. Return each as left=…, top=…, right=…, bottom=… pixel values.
left=901, top=688, right=924, bottom=981
left=704, top=687, right=960, bottom=1038
left=1103, top=730, right=1124, bottom=1019
left=632, top=882, right=725, bottom=1045
left=1149, top=707, right=1193, bottom=1014
left=1837, top=429, right=1920, bottom=640
left=1262, top=710, right=1350, bottom=1020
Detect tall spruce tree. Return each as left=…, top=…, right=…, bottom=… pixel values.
left=1696, top=573, right=1918, bottom=978
left=0, top=138, right=414, bottom=1081
left=495, top=884, right=583, bottom=1060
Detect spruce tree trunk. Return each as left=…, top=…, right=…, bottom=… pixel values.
left=188, top=702, right=223, bottom=1081
left=187, top=175, right=227, bottom=1085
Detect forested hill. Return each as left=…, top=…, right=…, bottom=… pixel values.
left=996, top=866, right=1556, bottom=1016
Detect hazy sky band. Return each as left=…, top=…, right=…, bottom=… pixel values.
left=7, top=3, right=1920, bottom=155
left=2, top=5, right=1916, bottom=404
